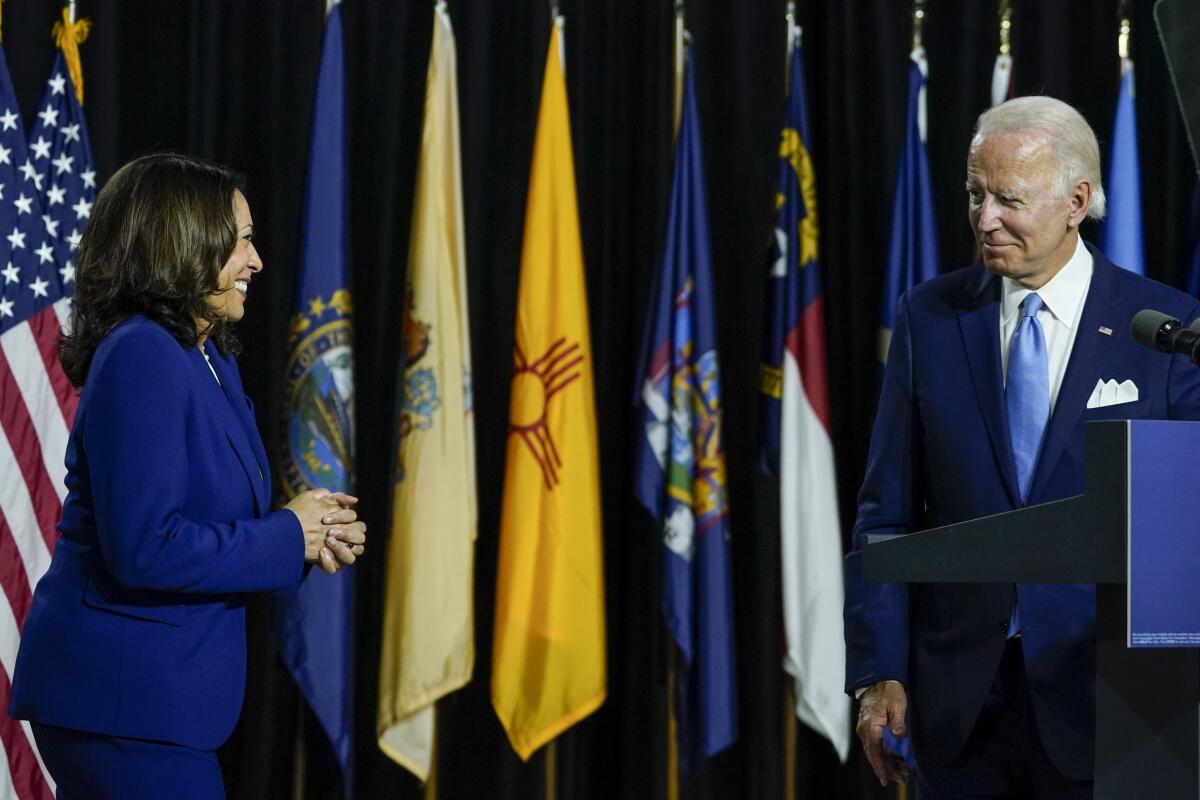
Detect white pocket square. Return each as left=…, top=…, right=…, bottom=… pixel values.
left=1086, top=378, right=1139, bottom=409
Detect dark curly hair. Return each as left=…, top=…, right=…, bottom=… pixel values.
left=59, top=152, right=247, bottom=387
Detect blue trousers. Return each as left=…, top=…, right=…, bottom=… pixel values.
left=32, top=723, right=225, bottom=800
left=915, top=639, right=1092, bottom=799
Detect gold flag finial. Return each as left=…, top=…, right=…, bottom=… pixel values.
left=52, top=6, right=91, bottom=106
left=912, top=0, right=927, bottom=52
left=998, top=0, right=1013, bottom=55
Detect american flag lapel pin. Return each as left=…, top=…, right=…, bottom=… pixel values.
left=1098, top=326, right=1113, bottom=336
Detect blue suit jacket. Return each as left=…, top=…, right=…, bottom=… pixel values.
left=9, top=315, right=306, bottom=750
left=844, top=245, right=1200, bottom=780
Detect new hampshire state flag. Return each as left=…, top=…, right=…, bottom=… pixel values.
left=757, top=32, right=850, bottom=763
left=377, top=2, right=475, bottom=782
left=274, top=1, right=355, bottom=791
left=634, top=47, right=736, bottom=772
left=491, top=16, right=606, bottom=761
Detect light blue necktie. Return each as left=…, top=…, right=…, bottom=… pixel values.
left=1005, top=292, right=1049, bottom=637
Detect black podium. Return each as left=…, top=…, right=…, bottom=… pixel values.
left=864, top=420, right=1200, bottom=800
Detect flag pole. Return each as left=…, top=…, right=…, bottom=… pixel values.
left=781, top=7, right=799, bottom=798
left=68, top=0, right=75, bottom=24
left=894, top=18, right=924, bottom=788
left=998, top=0, right=1012, bottom=55
left=540, top=6, right=562, bottom=796
left=544, top=739, right=558, bottom=800
left=1117, top=2, right=1131, bottom=60
left=292, top=697, right=308, bottom=800
left=666, top=645, right=680, bottom=800
left=911, top=0, right=924, bottom=51
left=990, top=0, right=1014, bottom=107
left=424, top=706, right=439, bottom=800
left=541, top=11, right=563, bottom=800
left=672, top=0, right=685, bottom=135
left=665, top=5, right=687, bottom=792
left=782, top=680, right=796, bottom=800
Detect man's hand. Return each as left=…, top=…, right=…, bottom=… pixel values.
left=856, top=680, right=910, bottom=787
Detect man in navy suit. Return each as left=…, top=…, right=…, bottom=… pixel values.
left=844, top=96, right=1200, bottom=798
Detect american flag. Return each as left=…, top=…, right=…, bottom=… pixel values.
left=25, top=52, right=94, bottom=286
left=0, top=48, right=95, bottom=800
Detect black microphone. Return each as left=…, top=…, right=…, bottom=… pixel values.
left=1130, top=309, right=1200, bottom=365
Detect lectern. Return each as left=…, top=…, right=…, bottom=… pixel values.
left=864, top=420, right=1200, bottom=800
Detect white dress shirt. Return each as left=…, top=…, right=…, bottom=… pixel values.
left=999, top=234, right=1093, bottom=412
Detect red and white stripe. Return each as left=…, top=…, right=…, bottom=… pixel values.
left=780, top=296, right=851, bottom=762
left=0, top=298, right=73, bottom=799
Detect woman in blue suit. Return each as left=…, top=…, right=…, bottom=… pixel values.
left=8, top=153, right=367, bottom=799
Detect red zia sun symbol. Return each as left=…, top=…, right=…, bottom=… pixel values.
left=509, top=337, right=583, bottom=490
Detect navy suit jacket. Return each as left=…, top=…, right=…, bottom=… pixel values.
left=844, top=244, right=1200, bottom=780
left=9, top=315, right=306, bottom=750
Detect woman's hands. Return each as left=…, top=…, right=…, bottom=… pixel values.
left=283, top=489, right=366, bottom=574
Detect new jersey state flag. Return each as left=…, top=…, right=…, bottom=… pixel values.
left=491, top=15, right=606, bottom=761
left=377, top=2, right=476, bottom=782
left=757, top=35, right=850, bottom=763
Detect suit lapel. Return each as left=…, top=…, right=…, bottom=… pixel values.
left=197, top=344, right=269, bottom=515
left=957, top=266, right=1021, bottom=507
left=1028, top=247, right=1121, bottom=500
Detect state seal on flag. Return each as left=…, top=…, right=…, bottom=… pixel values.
left=280, top=290, right=356, bottom=498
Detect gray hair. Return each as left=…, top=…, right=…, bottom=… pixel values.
left=970, top=95, right=1107, bottom=220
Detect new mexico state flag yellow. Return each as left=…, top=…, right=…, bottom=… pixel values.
left=491, top=18, right=607, bottom=761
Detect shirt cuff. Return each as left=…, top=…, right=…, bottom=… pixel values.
left=855, top=679, right=903, bottom=700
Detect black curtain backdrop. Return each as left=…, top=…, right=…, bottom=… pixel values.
left=4, top=1, right=1195, bottom=798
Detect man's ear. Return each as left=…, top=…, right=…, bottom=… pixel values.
left=1066, top=179, right=1092, bottom=228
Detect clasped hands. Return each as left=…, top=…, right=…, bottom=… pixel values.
left=284, top=489, right=367, bottom=574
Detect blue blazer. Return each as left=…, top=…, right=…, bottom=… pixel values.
left=9, top=315, right=305, bottom=751
left=844, top=245, right=1200, bottom=780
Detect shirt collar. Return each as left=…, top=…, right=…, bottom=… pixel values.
left=1000, top=234, right=1093, bottom=329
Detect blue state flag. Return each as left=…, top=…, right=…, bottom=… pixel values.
left=633, top=48, right=736, bottom=773
left=875, top=47, right=938, bottom=768
left=880, top=48, right=939, bottom=368
left=273, top=2, right=355, bottom=792
left=1099, top=58, right=1145, bottom=275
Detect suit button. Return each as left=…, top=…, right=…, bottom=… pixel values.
left=997, top=621, right=1008, bottom=633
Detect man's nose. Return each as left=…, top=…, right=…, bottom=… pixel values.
left=976, top=198, right=1003, bottom=231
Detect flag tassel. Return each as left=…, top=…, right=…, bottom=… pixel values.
left=51, top=7, right=90, bottom=105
